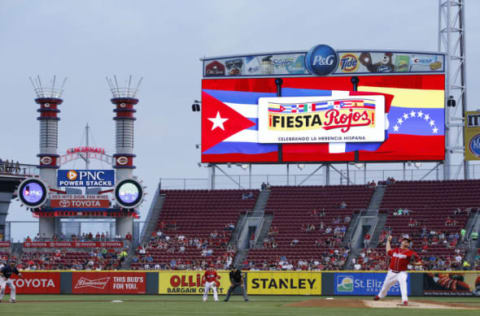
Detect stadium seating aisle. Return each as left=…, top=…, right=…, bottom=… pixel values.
left=246, top=185, right=375, bottom=270
left=132, top=189, right=259, bottom=270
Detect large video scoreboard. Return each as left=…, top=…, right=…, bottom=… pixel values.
left=201, top=46, right=445, bottom=163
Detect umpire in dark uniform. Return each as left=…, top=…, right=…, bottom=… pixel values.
left=224, top=266, right=248, bottom=302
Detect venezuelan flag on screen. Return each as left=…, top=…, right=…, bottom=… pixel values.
left=201, top=75, right=445, bottom=163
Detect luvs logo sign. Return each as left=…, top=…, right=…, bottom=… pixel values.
left=57, top=170, right=115, bottom=187
left=305, top=44, right=338, bottom=76
left=258, top=95, right=386, bottom=144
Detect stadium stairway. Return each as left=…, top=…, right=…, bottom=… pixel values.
left=126, top=183, right=166, bottom=268
left=465, top=211, right=480, bottom=264
left=232, top=188, right=272, bottom=267
left=139, top=183, right=166, bottom=247
left=366, top=185, right=387, bottom=215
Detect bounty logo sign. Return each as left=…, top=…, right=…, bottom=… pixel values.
left=258, top=95, right=385, bottom=143
left=58, top=170, right=115, bottom=187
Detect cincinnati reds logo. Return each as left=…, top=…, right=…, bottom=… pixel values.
left=67, top=170, right=78, bottom=180
left=40, top=156, right=52, bottom=165
left=120, top=103, right=127, bottom=108
left=44, top=103, right=50, bottom=108
left=116, top=156, right=128, bottom=165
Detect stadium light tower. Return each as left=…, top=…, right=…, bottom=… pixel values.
left=106, top=75, right=142, bottom=237
left=30, top=75, right=67, bottom=237
left=439, top=0, right=468, bottom=179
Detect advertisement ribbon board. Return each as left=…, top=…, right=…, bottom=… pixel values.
left=158, top=270, right=230, bottom=295
left=247, top=271, right=322, bottom=295
left=72, top=272, right=146, bottom=294
left=5, top=272, right=61, bottom=294
left=334, top=272, right=410, bottom=296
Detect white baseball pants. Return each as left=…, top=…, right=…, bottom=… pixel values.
left=0, top=277, right=16, bottom=301
left=203, top=281, right=218, bottom=302
left=377, top=270, right=408, bottom=302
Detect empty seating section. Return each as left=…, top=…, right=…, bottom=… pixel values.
left=247, top=185, right=375, bottom=269
left=132, top=189, right=258, bottom=269
left=361, top=180, right=479, bottom=270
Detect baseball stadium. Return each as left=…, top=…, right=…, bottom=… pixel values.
left=1, top=0, right=480, bottom=315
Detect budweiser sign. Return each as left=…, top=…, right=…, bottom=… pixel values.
left=75, top=277, right=110, bottom=289
left=50, top=194, right=110, bottom=209
left=258, top=94, right=386, bottom=143
left=72, top=272, right=146, bottom=294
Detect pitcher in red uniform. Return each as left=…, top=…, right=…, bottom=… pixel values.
left=202, top=265, right=220, bottom=302
left=374, top=235, right=422, bottom=306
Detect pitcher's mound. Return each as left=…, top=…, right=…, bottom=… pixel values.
left=288, top=298, right=478, bottom=310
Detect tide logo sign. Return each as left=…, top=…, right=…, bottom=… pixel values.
left=67, top=170, right=78, bottom=181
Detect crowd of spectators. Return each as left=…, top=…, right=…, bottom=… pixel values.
left=132, top=229, right=235, bottom=270
left=0, top=159, right=22, bottom=174
left=242, top=248, right=350, bottom=271
left=19, top=247, right=127, bottom=270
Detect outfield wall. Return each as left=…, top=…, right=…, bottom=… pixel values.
left=4, top=271, right=480, bottom=296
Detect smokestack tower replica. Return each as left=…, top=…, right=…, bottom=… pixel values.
left=30, top=76, right=66, bottom=238
left=107, top=76, right=142, bottom=237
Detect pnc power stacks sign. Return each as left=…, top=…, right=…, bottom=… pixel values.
left=57, top=170, right=115, bottom=187
left=158, top=271, right=230, bottom=294
left=247, top=271, right=322, bottom=295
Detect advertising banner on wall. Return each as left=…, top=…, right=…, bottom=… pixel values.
left=201, top=74, right=445, bottom=163
left=247, top=271, right=322, bottom=295
left=50, top=194, right=110, bottom=208
left=334, top=272, right=410, bottom=296
left=158, top=270, right=230, bottom=294
left=72, top=272, right=146, bottom=294
left=23, top=241, right=124, bottom=248
left=423, top=272, right=480, bottom=296
left=464, top=111, right=480, bottom=161
left=4, top=272, right=61, bottom=294
left=203, top=50, right=444, bottom=77
left=57, top=170, right=115, bottom=187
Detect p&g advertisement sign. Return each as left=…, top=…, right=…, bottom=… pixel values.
left=334, top=273, right=410, bottom=296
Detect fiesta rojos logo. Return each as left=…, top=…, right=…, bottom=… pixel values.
left=67, top=170, right=78, bottom=181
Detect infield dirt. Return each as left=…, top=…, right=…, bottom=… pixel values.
left=287, top=298, right=480, bottom=310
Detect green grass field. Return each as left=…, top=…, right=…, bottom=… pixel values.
left=0, top=295, right=479, bottom=316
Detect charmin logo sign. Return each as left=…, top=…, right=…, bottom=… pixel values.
left=336, top=275, right=354, bottom=292
left=258, top=95, right=385, bottom=143
left=75, top=277, right=110, bottom=289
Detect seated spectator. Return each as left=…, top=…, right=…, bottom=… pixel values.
left=290, top=239, right=299, bottom=247
left=339, top=201, right=347, bottom=209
